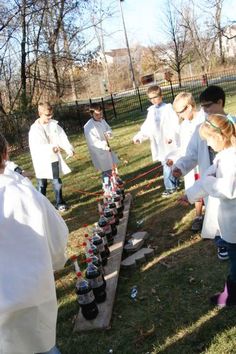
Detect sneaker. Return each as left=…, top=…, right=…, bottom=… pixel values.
left=57, top=204, right=69, bottom=212
left=191, top=217, right=203, bottom=232
left=217, top=247, right=229, bottom=261
left=162, top=189, right=175, bottom=197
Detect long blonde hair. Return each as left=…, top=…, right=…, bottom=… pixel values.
left=199, top=114, right=236, bottom=149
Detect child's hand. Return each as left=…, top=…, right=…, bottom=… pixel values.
left=104, top=132, right=112, bottom=139
left=67, top=151, right=75, bottom=157
left=133, top=138, right=141, bottom=144
left=166, top=159, right=173, bottom=167
left=66, top=151, right=75, bottom=159
left=52, top=146, right=60, bottom=153
left=172, top=167, right=182, bottom=177
left=165, top=138, right=172, bottom=144
left=22, top=170, right=34, bottom=178
left=178, top=195, right=190, bottom=206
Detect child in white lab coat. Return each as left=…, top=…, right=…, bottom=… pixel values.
left=29, top=102, right=74, bottom=211
left=166, top=92, right=205, bottom=231
left=0, top=132, right=68, bottom=353
left=180, top=114, right=236, bottom=307
left=172, top=85, right=236, bottom=260
left=133, top=85, right=179, bottom=196
left=84, top=103, right=119, bottom=183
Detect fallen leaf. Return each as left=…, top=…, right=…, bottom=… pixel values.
left=189, top=276, right=195, bottom=283
left=140, top=324, right=155, bottom=337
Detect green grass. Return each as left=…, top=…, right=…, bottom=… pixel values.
left=12, top=97, right=236, bottom=354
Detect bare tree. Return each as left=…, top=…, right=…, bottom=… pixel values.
left=159, top=0, right=190, bottom=86
left=178, top=0, right=216, bottom=72
left=206, top=0, right=225, bottom=64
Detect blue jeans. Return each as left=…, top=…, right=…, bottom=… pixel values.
left=37, top=162, right=65, bottom=208
left=163, top=164, right=178, bottom=190
left=102, top=169, right=112, bottom=184
left=37, top=178, right=65, bottom=208
left=36, top=345, right=61, bottom=354
left=215, top=236, right=236, bottom=282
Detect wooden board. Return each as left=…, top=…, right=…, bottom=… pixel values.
left=74, top=193, right=132, bottom=332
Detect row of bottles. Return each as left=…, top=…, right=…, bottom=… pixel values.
left=73, top=169, right=125, bottom=320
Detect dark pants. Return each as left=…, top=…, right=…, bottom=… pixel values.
left=37, top=162, right=65, bottom=208
left=215, top=236, right=236, bottom=282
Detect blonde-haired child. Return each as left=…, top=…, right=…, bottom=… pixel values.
left=181, top=114, right=236, bottom=307
left=167, top=92, right=205, bottom=231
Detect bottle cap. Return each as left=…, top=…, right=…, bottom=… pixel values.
left=70, top=255, right=77, bottom=261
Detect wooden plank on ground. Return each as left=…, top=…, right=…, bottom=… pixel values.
left=74, top=193, right=132, bottom=332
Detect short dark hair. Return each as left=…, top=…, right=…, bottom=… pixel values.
left=89, top=103, right=102, bottom=114
left=199, top=85, right=225, bottom=107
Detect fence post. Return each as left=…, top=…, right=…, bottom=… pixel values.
left=89, top=98, right=92, bottom=105
left=169, top=80, right=174, bottom=101
left=136, top=87, right=143, bottom=112
left=75, top=100, right=83, bottom=130
left=110, top=93, right=117, bottom=119
left=101, top=97, right=107, bottom=121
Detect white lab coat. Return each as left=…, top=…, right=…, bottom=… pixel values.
left=186, top=147, right=236, bottom=242
left=29, top=119, right=74, bottom=179
left=167, top=110, right=205, bottom=189
left=0, top=170, right=68, bottom=354
left=133, top=103, right=179, bottom=163
left=174, top=114, right=236, bottom=239
left=84, top=118, right=119, bottom=171
left=174, top=124, right=211, bottom=178
left=174, top=124, right=215, bottom=238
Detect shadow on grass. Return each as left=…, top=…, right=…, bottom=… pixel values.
left=56, top=232, right=236, bottom=354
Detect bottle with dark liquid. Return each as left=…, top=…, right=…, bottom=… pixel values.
left=92, top=233, right=108, bottom=266
left=85, top=257, right=107, bottom=303
left=103, top=207, right=117, bottom=236
left=93, top=225, right=110, bottom=257
left=71, top=256, right=99, bottom=320
left=98, top=215, right=114, bottom=246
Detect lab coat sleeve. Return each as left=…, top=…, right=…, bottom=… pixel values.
left=56, top=125, right=74, bottom=155
left=185, top=179, right=208, bottom=203
left=186, top=159, right=236, bottom=202
left=165, top=147, right=182, bottom=164
left=174, top=127, right=199, bottom=176
left=5, top=160, right=19, bottom=171
left=133, top=112, right=152, bottom=143
left=200, top=158, right=236, bottom=199
left=103, top=121, right=113, bottom=138
left=201, top=174, right=236, bottom=199
left=84, top=126, right=109, bottom=150
left=165, top=105, right=180, bottom=141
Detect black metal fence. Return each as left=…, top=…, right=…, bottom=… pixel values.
left=2, top=68, right=236, bottom=147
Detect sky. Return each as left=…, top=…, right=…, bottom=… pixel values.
left=95, top=0, right=236, bottom=51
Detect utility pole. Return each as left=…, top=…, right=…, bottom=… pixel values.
left=119, top=0, right=137, bottom=89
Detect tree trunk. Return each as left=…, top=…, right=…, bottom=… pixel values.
left=21, top=0, right=27, bottom=110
